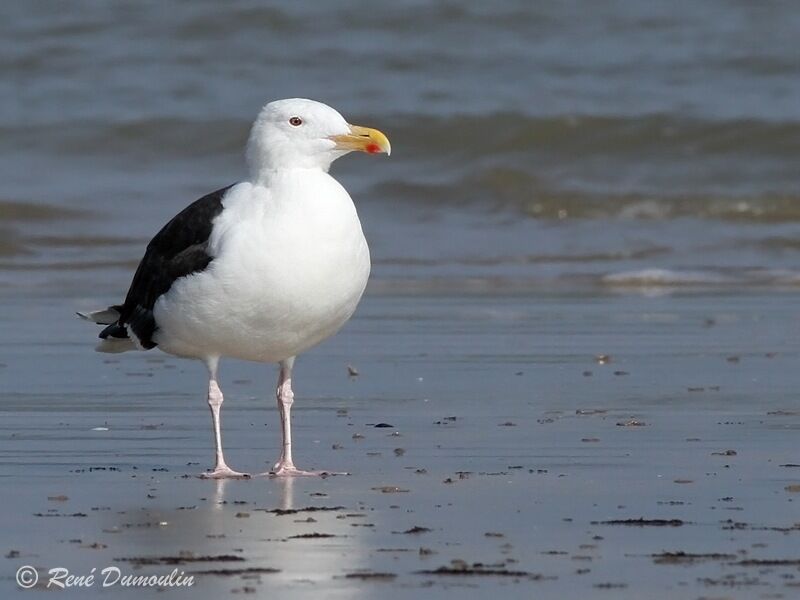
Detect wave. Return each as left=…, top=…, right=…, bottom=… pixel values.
left=9, top=112, right=799, bottom=159
left=373, top=173, right=800, bottom=222
left=386, top=113, right=800, bottom=160
left=602, top=268, right=800, bottom=288
left=5, top=113, right=799, bottom=220
left=9, top=118, right=248, bottom=159
left=0, top=199, right=87, bottom=221
left=375, top=113, right=800, bottom=220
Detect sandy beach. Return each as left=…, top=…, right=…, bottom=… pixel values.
left=3, top=282, right=800, bottom=598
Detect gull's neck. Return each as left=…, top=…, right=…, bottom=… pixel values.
left=250, top=165, right=331, bottom=188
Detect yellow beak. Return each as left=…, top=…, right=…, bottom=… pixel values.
left=331, top=124, right=391, bottom=156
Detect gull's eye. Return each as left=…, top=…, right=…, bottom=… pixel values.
left=288, top=116, right=303, bottom=127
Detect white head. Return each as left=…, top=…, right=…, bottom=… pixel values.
left=246, top=98, right=391, bottom=180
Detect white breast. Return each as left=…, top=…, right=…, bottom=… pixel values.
left=153, top=172, right=371, bottom=362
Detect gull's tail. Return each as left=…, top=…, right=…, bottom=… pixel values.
left=77, top=306, right=138, bottom=353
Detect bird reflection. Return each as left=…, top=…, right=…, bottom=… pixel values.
left=211, top=476, right=295, bottom=512
left=211, top=478, right=228, bottom=511
left=276, top=476, right=295, bottom=511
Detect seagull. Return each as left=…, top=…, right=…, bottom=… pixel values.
left=80, top=98, right=390, bottom=478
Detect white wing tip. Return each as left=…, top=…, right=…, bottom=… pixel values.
left=78, top=308, right=121, bottom=325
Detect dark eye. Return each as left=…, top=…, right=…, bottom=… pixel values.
left=289, top=116, right=303, bottom=126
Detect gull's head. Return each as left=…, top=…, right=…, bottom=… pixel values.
left=246, top=98, right=390, bottom=178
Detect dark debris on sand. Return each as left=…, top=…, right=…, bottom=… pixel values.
left=33, top=512, right=88, bottom=517
left=343, top=572, right=397, bottom=581
left=257, top=505, right=345, bottom=516
left=192, top=567, right=280, bottom=576
left=394, top=526, right=431, bottom=535
left=651, top=551, right=737, bottom=564
left=720, top=519, right=800, bottom=533
left=593, top=518, right=685, bottom=527
left=118, top=554, right=244, bottom=565
left=416, top=562, right=542, bottom=579
left=735, top=559, right=800, bottom=566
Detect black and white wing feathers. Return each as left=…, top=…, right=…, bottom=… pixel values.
left=97, top=184, right=235, bottom=349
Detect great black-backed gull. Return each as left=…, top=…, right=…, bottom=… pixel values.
left=80, top=98, right=390, bottom=478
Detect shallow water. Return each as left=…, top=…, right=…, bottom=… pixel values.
left=2, top=1, right=800, bottom=598
left=1, top=1, right=800, bottom=289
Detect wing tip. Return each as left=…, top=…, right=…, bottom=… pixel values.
left=79, top=307, right=122, bottom=325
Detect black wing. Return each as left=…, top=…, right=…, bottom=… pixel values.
left=100, top=184, right=235, bottom=349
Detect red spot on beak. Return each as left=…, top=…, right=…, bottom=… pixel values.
left=366, top=143, right=381, bottom=154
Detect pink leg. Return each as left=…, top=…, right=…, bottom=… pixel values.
left=199, top=357, right=250, bottom=479
left=268, top=358, right=334, bottom=477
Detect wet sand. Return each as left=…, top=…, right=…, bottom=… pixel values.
left=3, top=284, right=800, bottom=598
